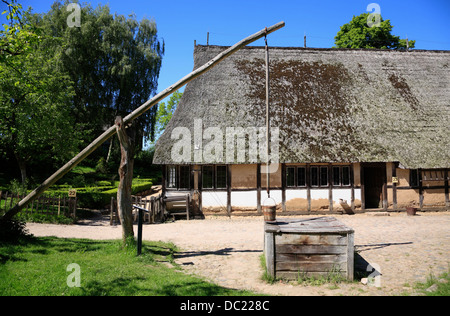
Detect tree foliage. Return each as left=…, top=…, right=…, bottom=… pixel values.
left=155, top=90, right=182, bottom=136
left=1, top=0, right=164, bottom=184
left=34, top=1, right=165, bottom=151
left=0, top=0, right=79, bottom=182
left=334, top=13, right=415, bottom=50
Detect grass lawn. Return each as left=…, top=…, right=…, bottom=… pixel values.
left=0, top=236, right=257, bottom=296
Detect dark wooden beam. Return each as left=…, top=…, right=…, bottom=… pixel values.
left=306, top=164, right=311, bottom=213
left=360, top=166, right=365, bottom=211
left=392, top=162, right=397, bottom=210
left=257, top=163, right=261, bottom=214
left=328, top=163, right=333, bottom=212
left=419, top=168, right=423, bottom=210
left=444, top=169, right=449, bottom=210
left=383, top=163, right=388, bottom=211
left=281, top=163, right=286, bottom=212
left=227, top=165, right=232, bottom=216
left=350, top=164, right=355, bottom=212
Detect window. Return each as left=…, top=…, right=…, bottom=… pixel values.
left=167, top=166, right=177, bottom=188
left=285, top=165, right=351, bottom=188
left=411, top=169, right=448, bottom=186
left=410, top=169, right=419, bottom=187
left=333, top=167, right=340, bottom=186
left=202, top=166, right=214, bottom=189
left=297, top=167, right=306, bottom=187
left=286, top=166, right=306, bottom=188
left=320, top=166, right=328, bottom=186
left=311, top=166, right=319, bottom=187
left=166, top=165, right=191, bottom=190
left=422, top=169, right=446, bottom=181
left=342, top=166, right=350, bottom=186
left=286, top=167, right=295, bottom=187
left=202, top=165, right=227, bottom=189
left=179, top=166, right=191, bottom=189
left=216, top=166, right=227, bottom=189
left=332, top=166, right=351, bottom=187
left=311, top=166, right=328, bottom=187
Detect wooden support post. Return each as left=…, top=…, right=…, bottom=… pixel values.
left=1, top=21, right=285, bottom=223
left=257, top=163, right=261, bottom=213
left=361, top=166, right=365, bottom=211
left=137, top=208, right=143, bottom=256
left=383, top=165, right=388, bottom=211
left=350, top=164, right=355, bottom=212
left=419, top=168, right=423, bottom=210
left=328, top=163, right=333, bottom=212
left=306, top=164, right=311, bottom=213
left=444, top=169, right=449, bottom=210
left=227, top=165, right=232, bottom=216
left=264, top=230, right=275, bottom=279
left=392, top=163, right=397, bottom=210
left=281, top=163, right=286, bottom=212
left=110, top=197, right=115, bottom=226
left=186, top=194, right=190, bottom=220
left=198, top=167, right=202, bottom=214
left=347, top=232, right=355, bottom=281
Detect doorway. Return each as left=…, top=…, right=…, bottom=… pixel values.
left=363, top=163, right=386, bottom=209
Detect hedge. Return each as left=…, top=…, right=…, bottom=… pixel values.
left=43, top=179, right=154, bottom=209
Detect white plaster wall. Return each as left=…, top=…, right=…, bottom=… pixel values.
left=310, top=189, right=329, bottom=200
left=332, top=188, right=352, bottom=203
left=261, top=190, right=282, bottom=206
left=286, top=189, right=308, bottom=200
left=354, top=188, right=361, bottom=201
left=231, top=191, right=257, bottom=207
left=202, top=191, right=227, bottom=207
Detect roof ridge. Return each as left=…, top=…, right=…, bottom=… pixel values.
left=195, top=44, right=450, bottom=54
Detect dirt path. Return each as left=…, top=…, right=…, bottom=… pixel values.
left=26, top=212, right=450, bottom=296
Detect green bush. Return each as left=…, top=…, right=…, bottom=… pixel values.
left=0, top=219, right=33, bottom=243
left=70, top=179, right=154, bottom=209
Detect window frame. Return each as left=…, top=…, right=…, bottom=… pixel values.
left=166, top=165, right=191, bottom=190
left=285, top=164, right=352, bottom=188
left=201, top=165, right=228, bottom=190
left=215, top=165, right=227, bottom=189
left=332, top=165, right=351, bottom=187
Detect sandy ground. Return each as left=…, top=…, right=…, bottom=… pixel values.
left=26, top=212, right=450, bottom=296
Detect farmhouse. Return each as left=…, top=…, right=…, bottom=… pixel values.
left=153, top=45, right=450, bottom=216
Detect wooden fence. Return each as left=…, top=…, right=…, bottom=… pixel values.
left=0, top=191, right=77, bottom=219
left=110, top=194, right=165, bottom=225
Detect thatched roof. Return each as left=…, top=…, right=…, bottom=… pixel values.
left=153, top=45, right=450, bottom=169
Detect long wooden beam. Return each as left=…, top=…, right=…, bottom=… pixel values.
left=1, top=21, right=285, bottom=222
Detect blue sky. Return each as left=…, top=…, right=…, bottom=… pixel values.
left=2, top=0, right=450, bottom=103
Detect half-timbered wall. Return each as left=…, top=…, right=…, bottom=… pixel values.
left=162, top=163, right=449, bottom=214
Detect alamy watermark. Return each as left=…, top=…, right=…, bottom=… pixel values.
left=66, top=3, right=81, bottom=28
left=367, top=3, right=381, bottom=28
left=66, top=263, right=81, bottom=288
left=365, top=263, right=382, bottom=287
left=171, top=118, right=279, bottom=173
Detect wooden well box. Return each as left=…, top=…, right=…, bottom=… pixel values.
left=264, top=217, right=354, bottom=281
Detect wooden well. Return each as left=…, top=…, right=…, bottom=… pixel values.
left=264, top=217, right=354, bottom=281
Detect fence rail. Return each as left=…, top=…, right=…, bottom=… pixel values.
left=0, top=191, right=77, bottom=219
left=110, top=194, right=165, bottom=225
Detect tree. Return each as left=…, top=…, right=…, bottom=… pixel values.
left=33, top=1, right=164, bottom=244
left=0, top=0, right=80, bottom=183
left=33, top=1, right=164, bottom=153
left=155, top=91, right=182, bottom=136
left=334, top=13, right=415, bottom=50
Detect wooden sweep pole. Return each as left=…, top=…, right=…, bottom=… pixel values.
left=1, top=21, right=285, bottom=222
